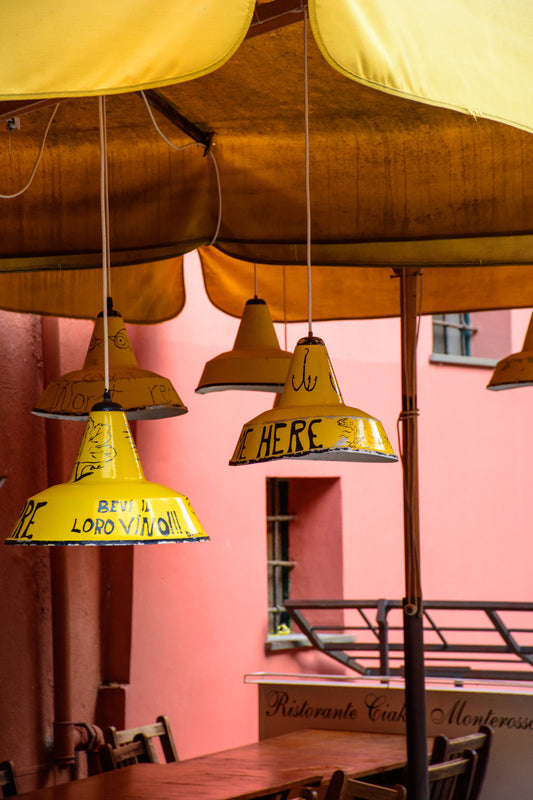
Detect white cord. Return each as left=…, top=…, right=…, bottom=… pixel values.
left=98, top=97, right=110, bottom=395
left=283, top=265, right=288, bottom=351
left=0, top=104, right=59, bottom=199
left=303, top=10, right=313, bottom=337
left=102, top=101, right=112, bottom=299
left=251, top=5, right=303, bottom=30
left=140, top=90, right=222, bottom=247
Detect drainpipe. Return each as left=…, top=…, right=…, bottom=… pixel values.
left=51, top=550, right=104, bottom=767
left=40, top=317, right=105, bottom=771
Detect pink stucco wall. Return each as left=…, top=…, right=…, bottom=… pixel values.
left=125, top=253, right=533, bottom=757
left=0, top=313, right=103, bottom=790
left=1, top=253, right=533, bottom=784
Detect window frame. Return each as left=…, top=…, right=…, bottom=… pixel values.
left=431, top=312, right=499, bottom=368
left=266, top=478, right=296, bottom=635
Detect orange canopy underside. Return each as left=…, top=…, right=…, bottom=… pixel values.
left=1, top=1, right=533, bottom=322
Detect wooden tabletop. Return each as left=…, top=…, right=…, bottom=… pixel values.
left=19, top=728, right=415, bottom=800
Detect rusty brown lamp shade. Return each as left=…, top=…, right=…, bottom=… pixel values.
left=196, top=297, right=292, bottom=393
left=487, top=311, right=533, bottom=390
left=33, top=298, right=187, bottom=420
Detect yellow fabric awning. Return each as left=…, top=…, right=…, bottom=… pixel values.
left=311, top=0, right=533, bottom=134
left=198, top=248, right=533, bottom=321
left=1, top=1, right=533, bottom=322
left=0, top=259, right=184, bottom=323
left=0, top=1, right=255, bottom=99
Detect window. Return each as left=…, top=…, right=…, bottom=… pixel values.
left=266, top=478, right=294, bottom=634
left=266, top=477, right=344, bottom=639
left=432, top=313, right=476, bottom=357
left=431, top=310, right=512, bottom=366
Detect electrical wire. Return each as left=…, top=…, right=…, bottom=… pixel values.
left=0, top=104, right=59, bottom=199
left=303, top=8, right=313, bottom=337
left=283, top=265, right=288, bottom=351
left=102, top=100, right=112, bottom=299
left=98, top=97, right=110, bottom=394
left=140, top=90, right=222, bottom=247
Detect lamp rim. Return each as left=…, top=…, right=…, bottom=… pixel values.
left=32, top=404, right=188, bottom=421
left=196, top=382, right=285, bottom=394
left=5, top=536, right=210, bottom=546
left=230, top=447, right=398, bottom=466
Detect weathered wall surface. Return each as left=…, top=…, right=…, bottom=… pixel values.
left=1, top=254, right=532, bottom=787
left=0, top=314, right=104, bottom=791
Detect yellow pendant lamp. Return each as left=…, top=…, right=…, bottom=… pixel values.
left=487, top=311, right=533, bottom=390
left=230, top=15, right=397, bottom=467
left=7, top=97, right=207, bottom=546
left=33, top=298, right=187, bottom=420
left=7, top=396, right=207, bottom=545
left=230, top=335, right=397, bottom=464
left=196, top=296, right=292, bottom=393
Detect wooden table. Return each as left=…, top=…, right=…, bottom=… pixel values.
left=18, top=728, right=417, bottom=800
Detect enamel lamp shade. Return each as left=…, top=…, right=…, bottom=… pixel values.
left=230, top=335, right=398, bottom=465
left=7, top=397, right=207, bottom=545
left=196, top=297, right=292, bottom=393
left=9, top=98, right=206, bottom=546
left=33, top=299, right=187, bottom=420
left=487, top=311, right=533, bottom=390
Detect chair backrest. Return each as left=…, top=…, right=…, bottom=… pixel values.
left=105, top=714, right=178, bottom=763
left=428, top=750, right=478, bottom=800
left=430, top=725, right=492, bottom=800
left=267, top=776, right=322, bottom=800
left=0, top=762, right=19, bottom=797
left=302, top=770, right=407, bottom=800
left=99, top=733, right=152, bottom=772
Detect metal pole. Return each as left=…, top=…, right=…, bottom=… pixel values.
left=398, top=268, right=429, bottom=800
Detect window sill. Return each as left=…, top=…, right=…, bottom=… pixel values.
left=265, top=633, right=356, bottom=653
left=429, top=353, right=498, bottom=368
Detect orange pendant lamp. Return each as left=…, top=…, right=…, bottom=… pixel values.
left=33, top=297, right=187, bottom=420
left=7, top=97, right=206, bottom=546
left=487, top=311, right=533, bottom=390
left=196, top=295, right=292, bottom=393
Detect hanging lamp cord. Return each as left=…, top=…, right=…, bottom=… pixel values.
left=140, top=90, right=222, bottom=248
left=98, top=97, right=111, bottom=397
left=0, top=104, right=59, bottom=199
left=303, top=8, right=313, bottom=338
left=283, top=265, right=288, bottom=351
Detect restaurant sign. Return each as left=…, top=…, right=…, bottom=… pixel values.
left=257, top=679, right=533, bottom=800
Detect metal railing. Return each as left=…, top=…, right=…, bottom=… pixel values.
left=283, top=599, right=533, bottom=681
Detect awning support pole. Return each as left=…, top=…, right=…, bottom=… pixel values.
left=398, top=268, right=429, bottom=800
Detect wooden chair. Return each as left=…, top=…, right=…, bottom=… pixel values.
left=428, top=750, right=478, bottom=800
left=302, top=754, right=478, bottom=800
left=0, top=762, right=19, bottom=797
left=105, top=714, right=178, bottom=763
left=256, top=776, right=322, bottom=800
left=430, top=725, right=492, bottom=800
left=99, top=733, right=152, bottom=772
left=300, top=770, right=407, bottom=800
